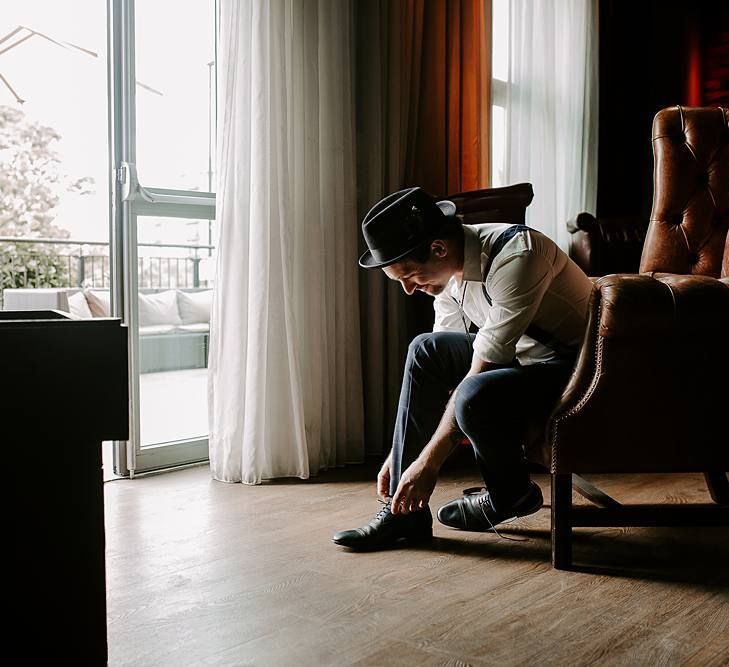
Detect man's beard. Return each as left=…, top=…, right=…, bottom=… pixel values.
left=425, top=284, right=445, bottom=296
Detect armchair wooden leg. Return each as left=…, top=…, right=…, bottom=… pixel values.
left=705, top=471, right=729, bottom=505
left=551, top=473, right=572, bottom=570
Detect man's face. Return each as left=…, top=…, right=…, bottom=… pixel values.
left=383, top=251, right=453, bottom=296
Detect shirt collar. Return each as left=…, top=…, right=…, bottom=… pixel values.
left=460, top=225, right=483, bottom=284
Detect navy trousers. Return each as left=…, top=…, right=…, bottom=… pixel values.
left=389, top=331, right=574, bottom=510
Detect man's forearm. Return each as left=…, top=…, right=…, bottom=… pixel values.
left=418, top=392, right=463, bottom=472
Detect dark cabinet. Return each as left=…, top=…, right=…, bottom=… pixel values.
left=3, top=311, right=128, bottom=665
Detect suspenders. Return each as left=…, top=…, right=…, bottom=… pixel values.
left=466, top=224, right=575, bottom=359
left=480, top=224, right=532, bottom=287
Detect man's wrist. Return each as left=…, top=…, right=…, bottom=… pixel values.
left=418, top=447, right=444, bottom=474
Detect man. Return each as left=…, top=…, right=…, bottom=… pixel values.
left=333, top=187, right=593, bottom=551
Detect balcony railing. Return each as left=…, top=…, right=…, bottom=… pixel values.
left=0, top=237, right=215, bottom=294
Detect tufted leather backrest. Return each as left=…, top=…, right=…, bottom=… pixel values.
left=640, top=106, right=729, bottom=278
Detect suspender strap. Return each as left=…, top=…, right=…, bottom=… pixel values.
left=481, top=224, right=575, bottom=358
left=481, top=224, right=531, bottom=284
left=479, top=224, right=532, bottom=307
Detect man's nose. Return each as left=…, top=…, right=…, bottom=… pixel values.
left=400, top=279, right=416, bottom=295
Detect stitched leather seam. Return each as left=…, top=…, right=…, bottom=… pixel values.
left=551, top=300, right=604, bottom=471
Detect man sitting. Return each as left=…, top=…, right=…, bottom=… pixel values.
left=333, top=187, right=592, bottom=551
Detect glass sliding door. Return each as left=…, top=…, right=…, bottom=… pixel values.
left=109, top=0, right=215, bottom=474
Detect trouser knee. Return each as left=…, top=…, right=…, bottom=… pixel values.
left=406, top=331, right=469, bottom=375
left=406, top=332, right=436, bottom=366
left=454, top=373, right=498, bottom=436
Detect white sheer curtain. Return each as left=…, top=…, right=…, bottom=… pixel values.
left=209, top=0, right=364, bottom=484
left=504, top=0, right=598, bottom=248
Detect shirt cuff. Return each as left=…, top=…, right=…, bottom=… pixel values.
left=473, top=330, right=516, bottom=365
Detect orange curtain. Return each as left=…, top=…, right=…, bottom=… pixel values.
left=406, top=0, right=492, bottom=196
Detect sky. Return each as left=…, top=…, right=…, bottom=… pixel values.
left=1, top=0, right=214, bottom=249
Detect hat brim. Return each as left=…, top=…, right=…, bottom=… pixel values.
left=358, top=242, right=427, bottom=269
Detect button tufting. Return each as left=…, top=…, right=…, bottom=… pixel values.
left=643, top=107, right=727, bottom=277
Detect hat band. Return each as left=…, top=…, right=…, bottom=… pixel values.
left=369, top=237, right=429, bottom=264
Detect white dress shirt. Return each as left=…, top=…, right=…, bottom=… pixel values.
left=433, top=223, right=593, bottom=365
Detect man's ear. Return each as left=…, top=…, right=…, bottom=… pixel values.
left=431, top=239, right=447, bottom=259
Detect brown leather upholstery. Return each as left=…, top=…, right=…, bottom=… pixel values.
left=567, top=213, right=648, bottom=276
left=548, top=273, right=729, bottom=473
left=547, top=106, right=729, bottom=472
left=448, top=182, right=534, bottom=225
left=544, top=106, right=729, bottom=568
left=567, top=107, right=728, bottom=279
left=640, top=106, right=729, bottom=278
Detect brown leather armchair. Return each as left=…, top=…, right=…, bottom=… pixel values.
left=542, top=106, right=729, bottom=569
left=447, top=182, right=534, bottom=225
left=566, top=212, right=649, bottom=276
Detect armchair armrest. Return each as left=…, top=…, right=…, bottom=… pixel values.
left=544, top=273, right=729, bottom=474
left=567, top=213, right=648, bottom=276
left=597, top=273, right=728, bottom=339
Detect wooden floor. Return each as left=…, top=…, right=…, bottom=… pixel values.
left=104, top=460, right=729, bottom=667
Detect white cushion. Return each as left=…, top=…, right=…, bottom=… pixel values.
left=85, top=290, right=111, bottom=317
left=138, top=290, right=182, bottom=327
left=139, top=324, right=176, bottom=336
left=67, top=291, right=93, bottom=319
left=176, top=323, right=210, bottom=333
left=177, top=290, right=212, bottom=324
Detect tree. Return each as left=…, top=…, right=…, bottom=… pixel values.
left=0, top=105, right=94, bottom=295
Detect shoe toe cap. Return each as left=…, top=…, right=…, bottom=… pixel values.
left=332, top=528, right=361, bottom=547
left=436, top=499, right=463, bottom=527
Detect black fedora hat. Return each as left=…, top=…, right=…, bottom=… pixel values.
left=359, top=187, right=457, bottom=269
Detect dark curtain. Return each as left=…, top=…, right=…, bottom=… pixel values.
left=355, top=0, right=491, bottom=455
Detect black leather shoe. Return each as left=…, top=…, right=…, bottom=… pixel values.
left=332, top=502, right=433, bottom=551
left=437, top=481, right=543, bottom=532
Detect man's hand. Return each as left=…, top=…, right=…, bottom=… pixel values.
left=377, top=455, right=392, bottom=501
left=391, top=458, right=438, bottom=514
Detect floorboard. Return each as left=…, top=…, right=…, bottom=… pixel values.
left=104, top=462, right=729, bottom=666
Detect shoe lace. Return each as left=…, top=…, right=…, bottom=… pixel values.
left=375, top=499, right=392, bottom=521
left=476, top=493, right=528, bottom=543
